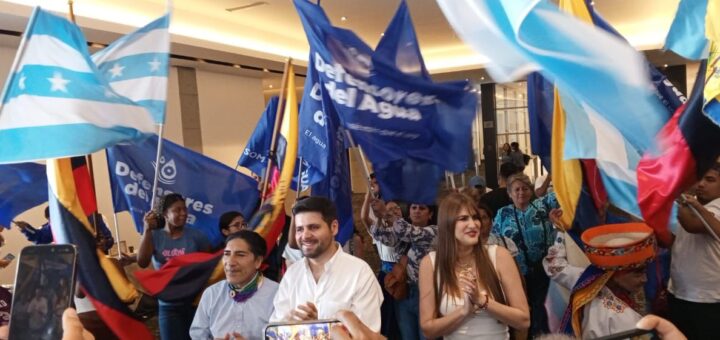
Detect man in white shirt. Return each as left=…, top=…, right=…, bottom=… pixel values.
left=271, top=196, right=383, bottom=332
left=670, top=162, right=720, bottom=339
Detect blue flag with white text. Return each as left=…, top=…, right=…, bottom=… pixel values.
left=92, top=13, right=171, bottom=124
left=240, top=96, right=316, bottom=191
left=298, top=48, right=355, bottom=243
left=107, top=136, right=259, bottom=246
left=238, top=97, right=279, bottom=178
left=0, top=8, right=155, bottom=164
left=0, top=163, right=47, bottom=228
left=295, top=0, right=477, bottom=204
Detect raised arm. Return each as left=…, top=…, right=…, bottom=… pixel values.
left=361, top=190, right=375, bottom=229
left=542, top=234, right=585, bottom=290
left=677, top=195, right=720, bottom=237
left=136, top=211, right=157, bottom=268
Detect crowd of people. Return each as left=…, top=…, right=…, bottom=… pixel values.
left=3, top=158, right=719, bottom=340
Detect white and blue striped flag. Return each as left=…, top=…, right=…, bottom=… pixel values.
left=436, top=0, right=667, bottom=154
left=92, top=13, right=170, bottom=124
left=561, top=92, right=678, bottom=231
left=0, top=7, right=155, bottom=164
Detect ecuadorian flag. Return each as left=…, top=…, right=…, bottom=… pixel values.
left=48, top=157, right=152, bottom=339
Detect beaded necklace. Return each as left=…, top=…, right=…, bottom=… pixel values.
left=228, top=271, right=262, bottom=303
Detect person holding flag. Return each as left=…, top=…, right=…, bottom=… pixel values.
left=137, top=193, right=212, bottom=340
left=668, top=162, right=720, bottom=338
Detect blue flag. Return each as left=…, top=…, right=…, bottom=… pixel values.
left=0, top=8, right=155, bottom=164
left=310, top=122, right=355, bottom=245
left=294, top=0, right=477, bottom=204
left=526, top=72, right=554, bottom=172
left=0, top=163, right=47, bottom=228
left=238, top=96, right=279, bottom=177
left=298, top=38, right=355, bottom=243
left=107, top=136, right=259, bottom=246
left=240, top=96, right=316, bottom=192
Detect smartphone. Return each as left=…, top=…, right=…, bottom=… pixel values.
left=593, top=327, right=656, bottom=340
left=2, top=253, right=15, bottom=262
left=264, top=319, right=342, bottom=339
left=8, top=244, right=77, bottom=340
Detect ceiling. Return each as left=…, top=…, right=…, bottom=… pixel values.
left=0, top=0, right=688, bottom=89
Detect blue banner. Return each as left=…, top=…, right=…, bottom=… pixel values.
left=107, top=136, right=259, bottom=246
left=294, top=0, right=477, bottom=204
left=298, top=36, right=355, bottom=244
left=527, top=72, right=554, bottom=172
left=238, top=96, right=279, bottom=177
left=0, top=163, right=47, bottom=228
left=294, top=0, right=476, bottom=172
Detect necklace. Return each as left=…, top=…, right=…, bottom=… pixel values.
left=228, top=271, right=263, bottom=303
left=457, top=260, right=476, bottom=279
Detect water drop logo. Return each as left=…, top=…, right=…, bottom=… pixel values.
left=152, top=156, right=177, bottom=185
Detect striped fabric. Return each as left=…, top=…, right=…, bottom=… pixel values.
left=48, top=157, right=152, bottom=339
left=92, top=13, right=171, bottom=123
left=436, top=0, right=667, bottom=154
left=0, top=7, right=155, bottom=164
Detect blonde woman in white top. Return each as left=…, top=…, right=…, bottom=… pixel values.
left=419, top=193, right=529, bottom=339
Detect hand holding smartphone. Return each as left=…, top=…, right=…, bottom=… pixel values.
left=264, top=319, right=342, bottom=340
left=8, top=245, right=77, bottom=340
left=593, top=328, right=656, bottom=340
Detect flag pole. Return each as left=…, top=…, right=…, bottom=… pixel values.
left=260, top=58, right=292, bottom=204
left=149, top=125, right=166, bottom=210
left=112, top=212, right=122, bottom=257
left=66, top=0, right=100, bottom=234
left=295, top=157, right=304, bottom=200
left=343, top=130, right=374, bottom=194
left=688, top=204, right=720, bottom=243
left=68, top=0, right=76, bottom=23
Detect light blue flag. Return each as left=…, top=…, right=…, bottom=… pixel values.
left=0, top=8, right=155, bottom=164
left=92, top=13, right=171, bottom=124
left=664, top=0, right=710, bottom=60
left=436, top=0, right=667, bottom=154
left=561, top=92, right=678, bottom=231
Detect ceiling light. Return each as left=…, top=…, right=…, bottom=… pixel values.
left=663, top=64, right=669, bottom=68
left=269, top=84, right=274, bottom=89
left=480, top=76, right=485, bottom=80
left=340, top=16, right=347, bottom=21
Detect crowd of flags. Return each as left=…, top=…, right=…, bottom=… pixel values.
left=1, top=0, right=720, bottom=338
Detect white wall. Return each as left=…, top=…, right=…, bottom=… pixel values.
left=196, top=69, right=265, bottom=171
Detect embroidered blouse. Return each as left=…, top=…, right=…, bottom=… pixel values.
left=371, top=218, right=437, bottom=283
left=491, top=192, right=559, bottom=275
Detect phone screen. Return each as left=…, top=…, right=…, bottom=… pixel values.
left=264, top=319, right=341, bottom=340
left=593, top=327, right=656, bottom=340
left=8, top=245, right=77, bottom=340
